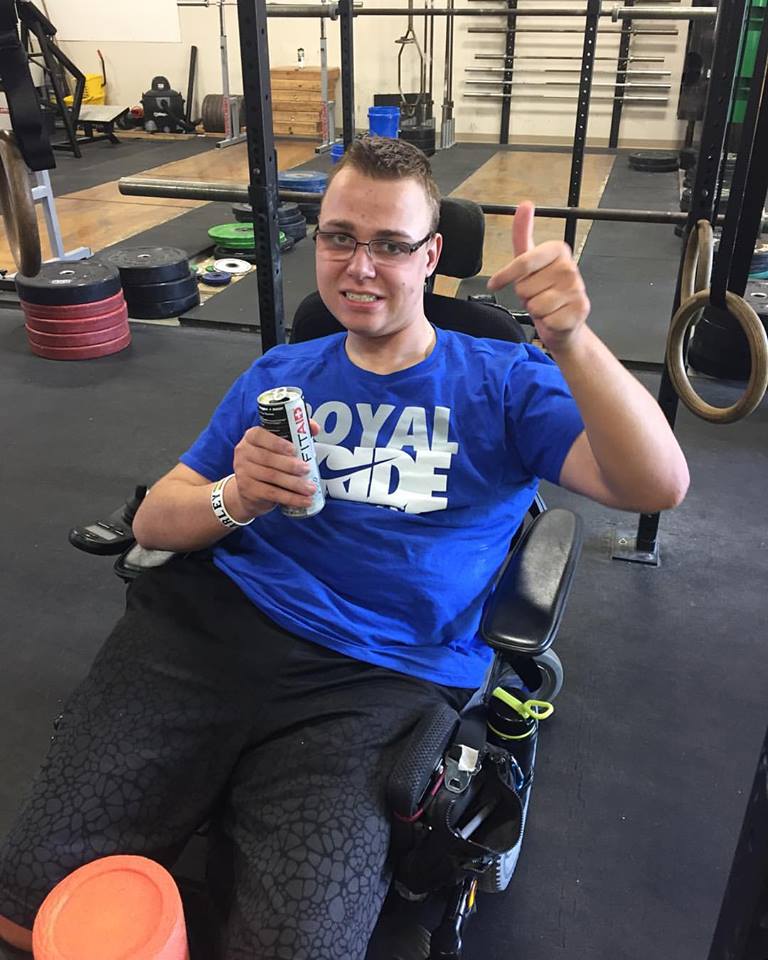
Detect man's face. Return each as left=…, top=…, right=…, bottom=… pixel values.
left=315, top=167, right=442, bottom=340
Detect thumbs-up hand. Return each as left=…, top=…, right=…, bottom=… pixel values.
left=487, top=201, right=590, bottom=355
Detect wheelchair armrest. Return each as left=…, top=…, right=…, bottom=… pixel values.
left=481, top=508, right=583, bottom=658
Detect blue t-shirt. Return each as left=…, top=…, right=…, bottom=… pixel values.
left=180, top=327, right=583, bottom=688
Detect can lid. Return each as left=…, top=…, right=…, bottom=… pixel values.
left=258, top=385, right=303, bottom=405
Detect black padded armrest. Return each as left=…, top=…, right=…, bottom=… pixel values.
left=481, top=508, right=583, bottom=657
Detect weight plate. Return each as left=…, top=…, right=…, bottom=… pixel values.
left=208, top=223, right=256, bottom=247
left=630, top=162, right=679, bottom=173
left=629, top=150, right=678, bottom=164
left=26, top=319, right=129, bottom=349
left=15, top=260, right=121, bottom=306
left=213, top=258, right=252, bottom=275
left=298, top=203, right=321, bottom=224
left=232, top=203, right=253, bottom=222
left=122, top=273, right=198, bottom=306
left=679, top=147, right=697, bottom=170
left=101, top=247, right=190, bottom=285
left=281, top=221, right=307, bottom=241
left=278, top=210, right=306, bottom=227
left=24, top=303, right=129, bottom=335
left=28, top=329, right=132, bottom=361
left=198, top=270, right=232, bottom=286
left=214, top=246, right=259, bottom=264
left=127, top=290, right=201, bottom=320
left=202, top=93, right=225, bottom=133
left=277, top=171, right=328, bottom=193
left=628, top=157, right=679, bottom=172
left=19, top=290, right=126, bottom=320
left=278, top=202, right=300, bottom=219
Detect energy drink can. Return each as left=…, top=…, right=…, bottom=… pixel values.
left=257, top=386, right=325, bottom=519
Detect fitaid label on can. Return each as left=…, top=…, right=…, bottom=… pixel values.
left=257, top=386, right=325, bottom=519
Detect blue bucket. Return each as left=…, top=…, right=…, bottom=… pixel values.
left=368, top=106, right=400, bottom=139
left=330, top=142, right=345, bottom=164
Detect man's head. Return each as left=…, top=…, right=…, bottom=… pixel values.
left=326, top=136, right=442, bottom=233
left=315, top=137, right=443, bottom=341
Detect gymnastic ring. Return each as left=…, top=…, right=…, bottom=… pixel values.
left=680, top=219, right=713, bottom=304
left=666, top=289, right=768, bottom=424
left=0, top=131, right=41, bottom=277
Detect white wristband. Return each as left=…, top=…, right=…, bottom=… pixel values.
left=211, top=474, right=255, bottom=529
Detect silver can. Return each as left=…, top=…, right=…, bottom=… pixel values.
left=257, top=386, right=325, bottom=518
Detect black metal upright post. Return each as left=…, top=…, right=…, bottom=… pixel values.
left=339, top=0, right=355, bottom=147
left=236, top=0, right=284, bottom=351
left=564, top=0, right=600, bottom=250
left=608, top=0, right=634, bottom=149
left=499, top=0, right=518, bottom=145
left=706, top=723, right=768, bottom=960
left=713, top=19, right=768, bottom=300
left=632, top=0, right=752, bottom=559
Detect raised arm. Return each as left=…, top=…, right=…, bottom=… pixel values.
left=488, top=202, right=689, bottom=513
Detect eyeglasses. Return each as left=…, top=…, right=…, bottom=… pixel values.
left=313, top=229, right=434, bottom=265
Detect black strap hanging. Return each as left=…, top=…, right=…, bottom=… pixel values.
left=0, top=0, right=54, bottom=170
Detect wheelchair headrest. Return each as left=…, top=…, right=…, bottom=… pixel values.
left=435, top=198, right=484, bottom=279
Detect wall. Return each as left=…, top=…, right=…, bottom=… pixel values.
left=44, top=0, right=692, bottom=147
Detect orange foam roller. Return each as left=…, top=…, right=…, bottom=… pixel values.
left=32, top=855, right=189, bottom=960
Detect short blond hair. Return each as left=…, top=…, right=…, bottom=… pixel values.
left=326, top=136, right=441, bottom=232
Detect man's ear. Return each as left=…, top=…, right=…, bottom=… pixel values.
left=425, top=232, right=443, bottom=278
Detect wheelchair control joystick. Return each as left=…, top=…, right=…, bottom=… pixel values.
left=68, top=486, right=147, bottom=555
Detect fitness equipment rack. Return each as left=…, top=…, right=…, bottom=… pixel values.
left=122, top=0, right=718, bottom=350
left=622, top=0, right=768, bottom=564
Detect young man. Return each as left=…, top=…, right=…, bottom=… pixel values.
left=0, top=137, right=688, bottom=959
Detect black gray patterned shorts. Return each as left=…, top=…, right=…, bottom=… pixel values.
left=0, top=556, right=472, bottom=959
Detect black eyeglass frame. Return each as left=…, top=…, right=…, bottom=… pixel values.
left=312, top=228, right=435, bottom=261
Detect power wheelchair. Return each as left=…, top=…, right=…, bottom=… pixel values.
left=68, top=197, right=583, bottom=959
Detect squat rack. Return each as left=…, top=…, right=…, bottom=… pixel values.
left=126, top=0, right=718, bottom=353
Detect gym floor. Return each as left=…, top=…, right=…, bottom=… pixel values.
left=1, top=136, right=766, bottom=960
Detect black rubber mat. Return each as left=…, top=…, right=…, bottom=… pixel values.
left=95, top=202, right=233, bottom=260
left=577, top=152, right=683, bottom=365
left=178, top=233, right=316, bottom=331
left=2, top=307, right=768, bottom=960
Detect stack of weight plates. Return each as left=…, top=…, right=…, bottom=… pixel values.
left=399, top=121, right=437, bottom=158
left=628, top=151, right=680, bottom=173
left=209, top=222, right=295, bottom=259
left=16, top=260, right=131, bottom=361
left=101, top=247, right=199, bottom=320
left=277, top=170, right=328, bottom=224
left=277, top=203, right=307, bottom=242
left=231, top=202, right=308, bottom=243
left=209, top=222, right=259, bottom=262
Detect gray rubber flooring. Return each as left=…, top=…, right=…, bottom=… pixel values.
left=1, top=310, right=766, bottom=960
left=1, top=140, right=766, bottom=960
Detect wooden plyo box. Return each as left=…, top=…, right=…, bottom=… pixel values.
left=270, top=66, right=339, bottom=137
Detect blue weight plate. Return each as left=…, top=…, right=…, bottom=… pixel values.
left=277, top=170, right=328, bottom=193
left=198, top=270, right=232, bottom=287
left=15, top=259, right=122, bottom=306
left=122, top=273, right=198, bottom=306
left=101, top=247, right=190, bottom=285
